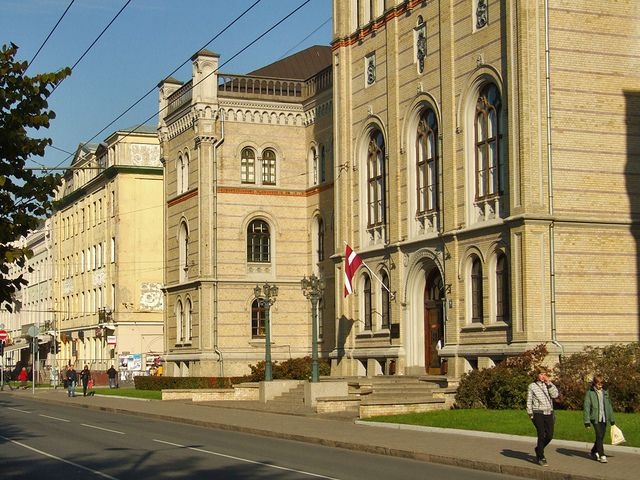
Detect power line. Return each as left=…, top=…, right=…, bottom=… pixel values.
left=50, top=0, right=133, bottom=94
left=26, top=0, right=76, bottom=72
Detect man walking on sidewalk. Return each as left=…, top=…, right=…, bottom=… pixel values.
left=527, top=366, right=559, bottom=466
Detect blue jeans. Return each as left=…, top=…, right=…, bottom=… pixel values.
left=67, top=381, right=76, bottom=397
left=591, top=421, right=607, bottom=457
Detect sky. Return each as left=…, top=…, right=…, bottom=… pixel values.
left=0, top=0, right=333, bottom=170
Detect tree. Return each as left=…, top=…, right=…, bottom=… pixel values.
left=0, top=43, right=71, bottom=310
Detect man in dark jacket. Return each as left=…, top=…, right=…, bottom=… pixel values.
left=66, top=366, right=77, bottom=397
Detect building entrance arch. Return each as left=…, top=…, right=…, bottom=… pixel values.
left=424, top=268, right=445, bottom=374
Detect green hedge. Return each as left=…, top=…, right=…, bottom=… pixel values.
left=134, top=375, right=247, bottom=390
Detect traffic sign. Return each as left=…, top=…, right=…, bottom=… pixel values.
left=0, top=329, right=7, bottom=341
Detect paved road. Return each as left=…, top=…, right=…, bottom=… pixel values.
left=2, top=387, right=639, bottom=480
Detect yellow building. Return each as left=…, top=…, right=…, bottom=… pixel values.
left=158, top=47, right=334, bottom=377
left=332, top=0, right=640, bottom=377
left=52, top=126, right=164, bottom=374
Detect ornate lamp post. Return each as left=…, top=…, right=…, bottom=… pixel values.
left=253, top=283, right=278, bottom=381
left=301, top=274, right=325, bottom=383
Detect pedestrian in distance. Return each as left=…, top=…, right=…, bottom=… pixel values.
left=66, top=365, right=77, bottom=397
left=17, top=367, right=28, bottom=389
left=80, top=365, right=91, bottom=397
left=583, top=374, right=615, bottom=463
left=526, top=366, right=559, bottom=467
left=107, top=365, right=118, bottom=389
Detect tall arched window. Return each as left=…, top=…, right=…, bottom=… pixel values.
left=471, top=256, right=484, bottom=323
left=317, top=217, right=325, bottom=262
left=381, top=271, right=390, bottom=329
left=320, top=145, right=326, bottom=183
left=496, top=253, right=509, bottom=323
left=251, top=298, right=265, bottom=337
left=241, top=147, right=256, bottom=184
left=310, top=146, right=318, bottom=185
left=177, top=154, right=189, bottom=194
left=176, top=300, right=184, bottom=343
left=247, top=219, right=270, bottom=262
left=363, top=274, right=372, bottom=330
left=367, top=129, right=386, bottom=228
left=416, top=108, right=438, bottom=216
left=179, top=221, right=189, bottom=282
left=475, top=83, right=503, bottom=199
left=262, top=149, right=276, bottom=185
left=185, top=298, right=193, bottom=342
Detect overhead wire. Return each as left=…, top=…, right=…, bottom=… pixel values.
left=50, top=0, right=133, bottom=94
left=26, top=0, right=76, bottom=72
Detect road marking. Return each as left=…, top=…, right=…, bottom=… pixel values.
left=153, top=439, right=342, bottom=479
left=8, top=407, right=31, bottom=414
left=81, top=423, right=125, bottom=435
left=0, top=433, right=120, bottom=480
left=40, top=414, right=71, bottom=422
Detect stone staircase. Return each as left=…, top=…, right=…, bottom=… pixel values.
left=263, top=376, right=457, bottom=418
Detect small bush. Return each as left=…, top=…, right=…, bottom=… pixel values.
left=454, top=344, right=548, bottom=410
left=554, top=342, right=640, bottom=412
left=247, top=356, right=331, bottom=382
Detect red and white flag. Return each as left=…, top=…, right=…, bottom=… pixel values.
left=344, top=244, right=363, bottom=297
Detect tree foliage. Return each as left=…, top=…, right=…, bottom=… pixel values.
left=0, top=43, right=70, bottom=310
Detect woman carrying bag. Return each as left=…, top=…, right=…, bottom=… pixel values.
left=583, top=374, right=615, bottom=463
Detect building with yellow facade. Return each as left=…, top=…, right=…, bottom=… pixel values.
left=331, top=0, right=640, bottom=377
left=52, top=126, right=164, bottom=375
left=158, top=47, right=334, bottom=377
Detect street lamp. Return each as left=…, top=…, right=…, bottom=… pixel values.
left=253, top=283, right=278, bottom=381
left=301, top=274, right=325, bottom=383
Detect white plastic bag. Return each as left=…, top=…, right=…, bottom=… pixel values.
left=611, top=424, right=626, bottom=445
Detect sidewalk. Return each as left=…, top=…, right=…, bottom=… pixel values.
left=5, top=387, right=639, bottom=480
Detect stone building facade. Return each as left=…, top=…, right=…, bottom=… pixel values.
left=331, top=0, right=640, bottom=377
left=52, top=126, right=164, bottom=373
left=158, top=47, right=334, bottom=377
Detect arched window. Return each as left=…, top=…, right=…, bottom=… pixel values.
left=363, top=274, right=372, bottom=330
left=176, top=300, right=184, bottom=343
left=381, top=271, right=391, bottom=329
left=177, top=154, right=189, bottom=194
left=475, top=83, right=503, bottom=200
left=310, top=146, right=318, bottom=185
left=367, top=129, right=386, bottom=228
left=179, top=221, right=189, bottom=282
left=416, top=108, right=438, bottom=216
left=241, top=147, right=256, bottom=184
left=262, top=149, right=276, bottom=185
left=251, top=298, right=265, bottom=337
left=471, top=256, right=484, bottom=323
left=247, top=219, right=270, bottom=262
left=496, top=253, right=509, bottom=323
left=317, top=217, right=325, bottom=262
left=185, top=298, right=193, bottom=342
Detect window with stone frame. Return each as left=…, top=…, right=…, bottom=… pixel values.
left=416, top=108, right=439, bottom=217
left=241, top=147, right=256, bottom=184
left=317, top=216, right=325, bottom=262
left=185, top=298, right=193, bottom=342
left=310, top=146, right=318, bottom=185
left=247, top=219, right=270, bottom=263
left=381, top=270, right=391, bottom=329
left=471, top=256, right=484, bottom=323
left=367, top=129, right=386, bottom=230
left=251, top=298, right=266, bottom=337
left=320, top=145, right=327, bottom=183
left=262, top=149, right=276, bottom=185
left=179, top=221, right=189, bottom=283
left=176, top=300, right=184, bottom=343
left=363, top=273, right=372, bottom=330
left=177, top=153, right=189, bottom=194
left=495, top=253, right=509, bottom=323
left=475, top=83, right=503, bottom=201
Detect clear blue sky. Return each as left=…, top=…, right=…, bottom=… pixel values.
left=1, top=0, right=332, bottom=170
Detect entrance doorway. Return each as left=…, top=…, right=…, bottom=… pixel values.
left=424, top=269, right=445, bottom=375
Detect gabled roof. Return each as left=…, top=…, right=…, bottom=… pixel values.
left=248, top=45, right=331, bottom=80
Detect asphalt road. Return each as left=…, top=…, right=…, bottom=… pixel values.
left=0, top=395, right=523, bottom=479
